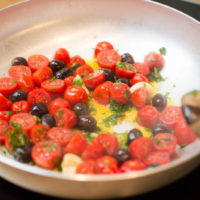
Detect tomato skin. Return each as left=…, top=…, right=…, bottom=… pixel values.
left=48, top=98, right=70, bottom=115
left=97, top=49, right=121, bottom=71
left=94, top=41, right=114, bottom=57
left=53, top=48, right=70, bottom=65
left=115, top=63, right=136, bottom=79
left=32, top=140, right=62, bottom=169
left=119, top=160, right=146, bottom=173
left=83, top=70, right=105, bottom=89
left=17, top=76, right=35, bottom=92
left=76, top=160, right=99, bottom=174
left=64, top=76, right=74, bottom=87
left=64, top=85, right=88, bottom=106
left=97, top=156, right=119, bottom=174
left=5, top=135, right=14, bottom=152
left=110, top=82, right=130, bottom=104
left=32, top=66, right=53, bottom=86
left=175, top=121, right=197, bottom=145
left=144, top=52, right=164, bottom=70
left=68, top=55, right=85, bottom=69
left=0, top=77, right=17, bottom=96
left=28, top=54, right=50, bottom=72
left=74, top=64, right=94, bottom=79
left=65, top=131, right=88, bottom=156
left=130, top=73, right=149, bottom=86
left=0, top=119, right=9, bottom=142
left=11, top=100, right=30, bottom=113
left=96, top=133, right=118, bottom=155
left=133, top=62, right=150, bottom=76
left=0, top=94, right=12, bottom=110
left=129, top=137, right=154, bottom=160
left=54, top=108, right=77, bottom=129
left=0, top=111, right=12, bottom=122
left=82, top=138, right=104, bottom=160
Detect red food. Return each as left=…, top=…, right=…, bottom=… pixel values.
left=68, top=55, right=85, bottom=69
left=130, top=73, right=149, bottom=86
left=115, top=62, right=136, bottom=79
left=65, top=131, right=88, bottom=156
left=17, top=76, right=35, bottom=92
left=11, top=100, right=30, bottom=113
left=31, top=140, right=62, bottom=169
left=53, top=48, right=70, bottom=65
left=133, top=62, right=150, bottom=76
left=94, top=41, right=114, bottom=57
left=64, top=76, right=74, bottom=87
left=0, top=119, right=9, bottom=142
left=5, top=135, right=14, bottom=152
left=144, top=52, right=164, bottom=70
left=76, top=160, right=99, bottom=174
left=96, top=133, right=118, bottom=155
left=74, top=64, right=94, bottom=79
left=119, top=160, right=146, bottom=173
left=0, top=77, right=17, bottom=96
left=0, top=93, right=12, bottom=110
left=0, top=111, right=12, bottom=122
left=97, top=49, right=121, bottom=71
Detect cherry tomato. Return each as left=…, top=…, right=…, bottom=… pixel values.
left=65, top=131, right=88, bottom=156
left=76, top=160, right=99, bottom=174
left=54, top=108, right=76, bottom=129
left=48, top=98, right=70, bottom=115
left=0, top=77, right=17, bottom=96
left=68, top=55, right=85, bottom=70
left=53, top=48, right=70, bottom=65
left=97, top=156, right=119, bottom=174
left=144, top=52, right=164, bottom=70
left=110, top=82, right=130, bottom=104
left=64, top=76, right=74, bottom=87
left=0, top=119, right=9, bottom=142
left=96, top=133, right=118, bottom=155
left=5, top=135, right=14, bottom=152
left=17, top=76, right=35, bottom=92
left=11, top=100, right=30, bottom=113
left=32, top=140, right=62, bottom=169
left=64, top=85, right=88, bottom=106
left=0, top=111, right=12, bottom=122
left=97, top=49, right=121, bottom=71
left=133, top=62, right=150, bottom=76
left=74, top=64, right=94, bottom=79
left=94, top=41, right=114, bottom=57
left=115, top=62, right=136, bottom=79
left=0, top=94, right=12, bottom=111
left=119, top=160, right=146, bottom=173
left=8, top=65, right=32, bottom=81
left=175, top=121, right=197, bottom=145
left=83, top=70, right=105, bottom=89
left=28, top=54, right=50, bottom=72
left=130, top=73, right=149, bottom=86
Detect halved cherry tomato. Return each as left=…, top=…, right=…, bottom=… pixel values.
left=0, top=77, right=17, bottom=96
left=0, top=94, right=12, bottom=110
left=64, top=76, right=74, bottom=87
left=144, top=52, right=164, bottom=70
left=133, top=62, right=150, bottom=76
left=0, top=111, right=12, bottom=122
left=47, top=127, right=73, bottom=147
left=115, top=62, right=136, bottom=79
left=32, top=140, right=62, bottom=169
left=0, top=119, right=9, bottom=142
left=8, top=65, right=32, bottom=81
left=129, top=137, right=154, bottom=160
left=27, top=88, right=51, bottom=106
left=64, top=85, right=88, bottom=106
left=30, top=124, right=49, bottom=144
left=97, top=156, right=119, bottom=174
left=153, top=133, right=177, bottom=155
left=130, top=73, right=149, bottom=86
left=32, top=66, right=53, bottom=86
left=74, top=64, right=94, bottom=79
left=160, top=106, right=185, bottom=130
left=82, top=138, right=104, bottom=160
left=110, top=82, right=130, bottom=104
left=10, top=113, right=36, bottom=131
left=96, top=133, right=118, bottom=155
left=137, top=105, right=159, bottom=128
left=119, top=160, right=146, bottom=173
left=97, top=49, right=121, bottom=71
left=83, top=70, right=105, bottom=89
left=65, top=131, right=88, bottom=156
left=68, top=55, right=85, bottom=70
left=175, top=121, right=197, bottom=145
left=54, top=108, right=76, bottom=129
left=5, top=135, right=14, bottom=152
left=11, top=100, right=30, bottom=113
left=53, top=48, right=70, bottom=65
left=76, top=160, right=99, bottom=174
left=17, top=76, right=35, bottom=92
left=48, top=98, right=70, bottom=115
left=94, top=41, right=114, bottom=57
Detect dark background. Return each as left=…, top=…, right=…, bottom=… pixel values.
left=1, top=0, right=200, bottom=199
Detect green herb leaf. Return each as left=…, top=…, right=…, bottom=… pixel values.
left=180, top=143, right=186, bottom=149
left=114, top=83, right=122, bottom=90
left=109, top=99, right=130, bottom=113
left=12, top=80, right=17, bottom=84
left=51, top=76, right=56, bottom=82
left=6, top=111, right=12, bottom=117
left=58, top=109, right=63, bottom=120
left=116, top=61, right=126, bottom=69
left=123, top=90, right=129, bottom=99
left=51, top=89, right=57, bottom=93
left=159, top=47, right=167, bottom=56
left=148, top=67, right=167, bottom=82
left=165, top=92, right=170, bottom=98
left=38, top=129, right=44, bottom=134
left=150, top=56, right=156, bottom=62
left=71, top=63, right=80, bottom=70
left=34, top=116, right=41, bottom=124
left=72, top=79, right=84, bottom=87
left=89, top=107, right=96, bottom=113
left=100, top=113, right=121, bottom=127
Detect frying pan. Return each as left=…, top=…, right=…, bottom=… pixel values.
left=0, top=0, right=200, bottom=199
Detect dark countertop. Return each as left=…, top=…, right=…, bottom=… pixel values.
left=0, top=0, right=200, bottom=200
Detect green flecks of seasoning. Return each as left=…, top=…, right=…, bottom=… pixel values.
left=51, top=89, right=57, bottom=94
left=123, top=90, right=129, bottom=99
left=148, top=67, right=167, bottom=82
left=116, top=61, right=126, bottom=69
left=51, top=76, right=56, bottom=82
left=12, top=80, right=17, bottom=84
left=114, top=83, right=122, bottom=90
left=162, top=138, right=170, bottom=142
left=72, top=79, right=84, bottom=87
left=38, top=129, right=44, bottom=134
left=71, top=63, right=80, bottom=70
left=6, top=111, right=12, bottom=117
left=109, top=99, right=130, bottom=113
left=150, top=56, right=156, bottom=62
left=57, top=163, right=62, bottom=172
left=100, top=113, right=121, bottom=127
left=189, top=90, right=198, bottom=97
left=4, top=128, right=8, bottom=133
left=180, top=143, right=186, bottom=149
left=34, top=116, right=41, bottom=124
left=165, top=92, right=170, bottom=98
left=137, top=117, right=141, bottom=122
left=159, top=47, right=167, bottom=56
left=89, top=107, right=96, bottom=113
left=58, top=109, right=63, bottom=120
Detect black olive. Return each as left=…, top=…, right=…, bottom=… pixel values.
left=100, top=68, right=115, bottom=82
left=121, top=53, right=134, bottom=64
left=116, top=78, right=131, bottom=87
left=113, top=148, right=131, bottom=165
left=146, top=164, right=160, bottom=169
left=152, top=93, right=167, bottom=112
left=152, top=124, right=171, bottom=135
left=8, top=90, right=28, bottom=103
left=73, top=103, right=89, bottom=116
left=30, top=103, right=48, bottom=118
left=182, top=105, right=194, bottom=125
left=49, top=59, right=65, bottom=73
left=127, top=128, right=143, bottom=145
left=13, top=143, right=33, bottom=163
left=77, top=115, right=97, bottom=132
left=11, top=57, right=27, bottom=66
left=41, top=113, right=56, bottom=127
left=55, top=68, right=73, bottom=80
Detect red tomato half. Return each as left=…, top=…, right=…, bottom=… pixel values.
left=53, top=48, right=70, bottom=65
left=0, top=119, right=9, bottom=142
left=144, top=52, right=164, bottom=70
left=119, top=160, right=146, bottom=173
left=94, top=41, right=114, bottom=57
left=64, top=76, right=74, bottom=87
left=115, top=62, right=136, bottom=79
left=74, top=64, right=94, bottom=79
left=11, top=100, right=30, bottom=113
left=0, top=111, right=12, bottom=122
left=32, top=140, right=62, bottom=169
left=17, top=76, right=35, bottom=92
left=41, top=79, right=65, bottom=94
left=133, top=62, right=150, bottom=76
left=76, top=160, right=99, bottom=174
left=131, top=74, right=149, bottom=86
left=68, top=55, right=85, bottom=69
left=0, top=94, right=12, bottom=111
left=0, top=77, right=17, bottom=96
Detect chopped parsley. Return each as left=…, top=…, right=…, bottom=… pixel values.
left=51, top=76, right=56, bottom=82
left=165, top=92, right=170, bottom=98
left=150, top=56, right=156, bottom=62
left=72, top=79, right=84, bottom=87
left=180, top=143, right=186, bottom=149
left=109, top=99, right=130, bottom=113
left=56, top=163, right=62, bottom=172
left=89, top=107, right=96, bottom=113
left=12, top=80, right=17, bottom=84
left=148, top=67, right=166, bottom=82
left=71, top=63, right=80, bottom=70
left=4, top=128, right=8, bottom=133
left=116, top=61, right=134, bottom=70
left=100, top=113, right=121, bottom=127
left=159, top=47, right=167, bottom=56
left=123, top=90, right=129, bottom=99
left=34, top=116, right=41, bottom=124
left=58, top=109, right=63, bottom=120
left=6, top=111, right=12, bottom=117
left=114, top=83, right=122, bottom=90
left=189, top=90, right=198, bottom=97
left=38, top=129, right=44, bottom=134
left=51, top=89, right=57, bottom=93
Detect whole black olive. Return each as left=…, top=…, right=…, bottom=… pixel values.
left=127, top=128, right=143, bottom=145
left=116, top=78, right=131, bottom=87
left=77, top=115, right=97, bottom=132
left=11, top=57, right=27, bottom=66
left=152, top=124, right=171, bottom=135
left=182, top=105, right=194, bottom=125
left=55, top=68, right=73, bottom=80
left=113, top=148, right=131, bottom=165
left=100, top=68, right=115, bottom=82
left=30, top=103, right=48, bottom=118
left=41, top=113, right=56, bottom=127
left=49, top=59, right=65, bottom=73
left=152, top=93, right=167, bottom=112
left=121, top=53, right=134, bottom=64
left=146, top=164, right=160, bottom=169
left=8, top=90, right=28, bottom=103
left=73, top=103, right=89, bottom=116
